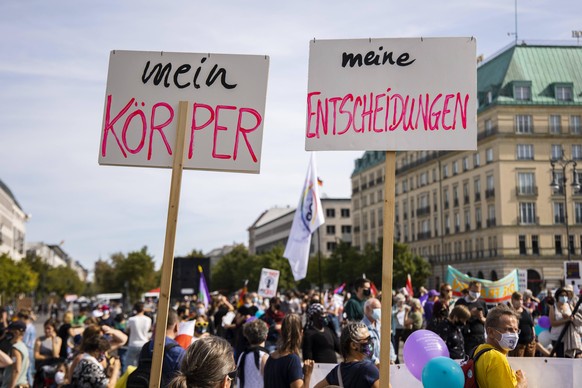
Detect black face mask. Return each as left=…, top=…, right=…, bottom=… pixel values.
left=362, top=289, right=371, bottom=297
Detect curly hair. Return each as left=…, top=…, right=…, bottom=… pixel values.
left=340, top=321, right=368, bottom=359
left=277, top=313, right=303, bottom=355
left=243, top=319, right=268, bottom=345
left=168, top=336, right=235, bottom=388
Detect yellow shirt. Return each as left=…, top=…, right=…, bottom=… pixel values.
left=474, top=344, right=518, bottom=388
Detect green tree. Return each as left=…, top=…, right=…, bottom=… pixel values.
left=0, top=254, right=38, bottom=301
left=392, top=242, right=432, bottom=290
left=211, top=244, right=253, bottom=294
left=93, top=259, right=115, bottom=293
left=44, top=266, right=86, bottom=297
left=92, top=247, right=158, bottom=305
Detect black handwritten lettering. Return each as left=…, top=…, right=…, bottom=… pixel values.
left=141, top=58, right=238, bottom=90
left=341, top=46, right=416, bottom=68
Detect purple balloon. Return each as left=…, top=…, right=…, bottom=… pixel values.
left=403, top=329, right=450, bottom=381
left=538, top=315, right=551, bottom=329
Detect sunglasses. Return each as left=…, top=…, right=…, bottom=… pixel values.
left=195, top=321, right=209, bottom=327
left=226, top=368, right=238, bottom=381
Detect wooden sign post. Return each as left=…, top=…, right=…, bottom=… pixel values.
left=379, top=151, right=396, bottom=385
left=149, top=101, right=189, bottom=388
left=98, top=50, right=269, bottom=387
left=305, top=37, right=477, bottom=386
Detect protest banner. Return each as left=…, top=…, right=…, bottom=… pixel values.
left=518, top=269, right=528, bottom=292
left=306, top=37, right=476, bottom=386
left=258, top=268, right=280, bottom=298
left=99, top=50, right=269, bottom=173
left=99, top=50, right=269, bottom=388
left=446, top=265, right=519, bottom=303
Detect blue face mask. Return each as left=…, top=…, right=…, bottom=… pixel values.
left=559, top=296, right=569, bottom=304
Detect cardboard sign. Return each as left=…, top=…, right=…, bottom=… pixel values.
left=446, top=265, right=518, bottom=303
left=258, top=268, right=280, bottom=298
left=99, top=50, right=269, bottom=173
left=305, top=37, right=477, bottom=151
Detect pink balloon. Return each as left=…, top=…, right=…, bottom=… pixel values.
left=538, top=316, right=551, bottom=329
left=403, top=329, right=450, bottom=381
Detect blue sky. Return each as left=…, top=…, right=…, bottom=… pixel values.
left=1, top=0, right=580, bottom=273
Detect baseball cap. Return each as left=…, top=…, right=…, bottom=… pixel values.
left=7, top=320, right=27, bottom=332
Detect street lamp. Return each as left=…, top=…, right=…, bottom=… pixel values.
left=550, top=150, right=581, bottom=261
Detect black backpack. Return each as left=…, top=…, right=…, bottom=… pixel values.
left=126, top=341, right=180, bottom=388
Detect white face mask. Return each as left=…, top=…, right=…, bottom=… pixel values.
left=55, top=371, right=65, bottom=385
left=558, top=296, right=569, bottom=304
left=495, top=330, right=519, bottom=351
left=371, top=308, right=381, bottom=321
left=468, top=291, right=480, bottom=300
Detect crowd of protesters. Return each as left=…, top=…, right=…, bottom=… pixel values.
left=0, top=278, right=580, bottom=387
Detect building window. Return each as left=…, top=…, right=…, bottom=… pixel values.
left=378, top=208, right=383, bottom=227
left=572, top=145, right=582, bottom=161
left=327, top=242, right=337, bottom=251
left=555, top=235, right=563, bottom=255
left=341, top=208, right=350, bottom=217
left=514, top=84, right=531, bottom=100
left=474, top=178, right=481, bottom=201
left=486, top=148, right=494, bottom=163
left=443, top=164, right=449, bottom=178
left=453, top=160, right=459, bottom=175
left=554, top=202, right=565, bottom=224
left=463, top=157, right=470, bottom=171
left=475, top=206, right=482, bottom=228
left=486, top=175, right=494, bottom=191
left=341, top=225, right=351, bottom=234
left=515, top=115, right=533, bottom=134
left=473, top=152, right=480, bottom=167
left=326, top=225, right=336, bottom=235
left=326, top=208, right=336, bottom=218
left=571, top=116, right=581, bottom=134
left=519, top=202, right=537, bottom=224
left=549, top=115, right=562, bottom=134
left=517, top=172, right=536, bottom=195
left=519, top=235, right=527, bottom=255
left=464, top=209, right=471, bottom=231
left=575, top=203, right=582, bottom=224
left=516, top=144, right=534, bottom=160
left=551, top=144, right=563, bottom=161
left=555, top=85, right=573, bottom=101
left=532, top=235, right=539, bottom=255
left=453, top=186, right=459, bottom=207
left=455, top=213, right=461, bottom=233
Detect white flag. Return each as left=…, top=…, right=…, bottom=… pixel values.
left=284, top=153, right=325, bottom=281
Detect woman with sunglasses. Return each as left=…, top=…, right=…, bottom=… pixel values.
left=263, top=313, right=314, bottom=388
left=168, top=336, right=237, bottom=388
left=313, top=321, right=379, bottom=388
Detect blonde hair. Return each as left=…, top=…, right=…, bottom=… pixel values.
left=278, top=313, right=303, bottom=355
left=168, top=336, right=235, bottom=388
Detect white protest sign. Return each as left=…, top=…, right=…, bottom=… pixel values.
left=258, top=268, right=280, bottom=298
left=517, top=269, right=528, bottom=292
left=99, top=50, right=269, bottom=173
left=305, top=37, right=477, bottom=151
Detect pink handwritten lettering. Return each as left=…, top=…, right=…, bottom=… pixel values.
left=305, top=88, right=470, bottom=138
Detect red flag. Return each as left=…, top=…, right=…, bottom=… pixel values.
left=237, top=280, right=248, bottom=308
left=406, top=274, right=414, bottom=297
left=370, top=282, right=379, bottom=297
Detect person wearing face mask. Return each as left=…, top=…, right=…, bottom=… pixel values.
left=473, top=304, right=527, bottom=388
left=549, top=287, right=574, bottom=357
left=508, top=292, right=536, bottom=357
left=428, top=305, right=471, bottom=359
left=302, top=303, right=339, bottom=363
left=313, top=322, right=379, bottom=388
left=455, top=280, right=488, bottom=354
left=344, top=278, right=372, bottom=321
left=362, top=298, right=396, bottom=366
